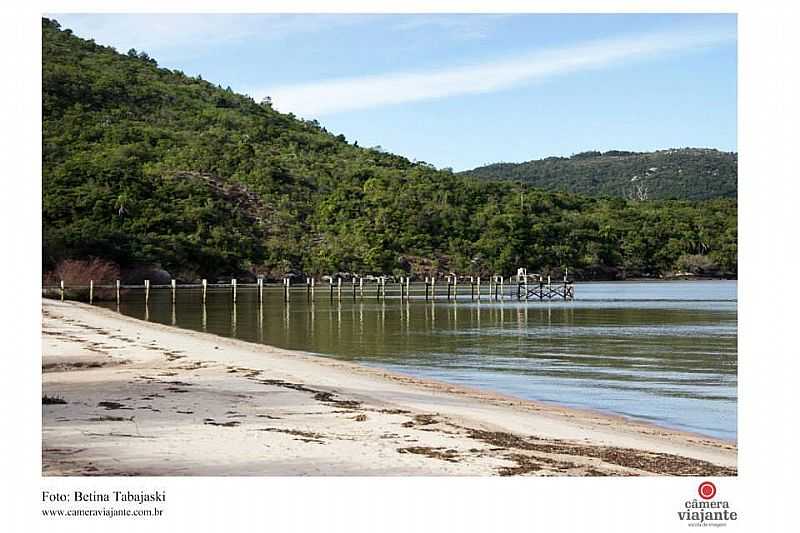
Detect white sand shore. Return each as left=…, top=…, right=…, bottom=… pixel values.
left=42, top=299, right=736, bottom=476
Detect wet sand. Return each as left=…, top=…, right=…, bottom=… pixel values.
left=42, top=299, right=736, bottom=476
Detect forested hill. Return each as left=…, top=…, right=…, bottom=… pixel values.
left=461, top=149, right=737, bottom=200
left=42, top=18, right=737, bottom=281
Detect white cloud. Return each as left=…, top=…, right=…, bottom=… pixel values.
left=259, top=25, right=735, bottom=117
left=50, top=14, right=369, bottom=54
left=391, top=14, right=511, bottom=40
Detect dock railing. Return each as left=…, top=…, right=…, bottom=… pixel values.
left=42, top=273, right=574, bottom=304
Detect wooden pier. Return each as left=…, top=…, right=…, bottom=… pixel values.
left=516, top=279, right=575, bottom=300
left=43, top=270, right=575, bottom=305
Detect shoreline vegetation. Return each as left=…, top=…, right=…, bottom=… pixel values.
left=43, top=18, right=737, bottom=285
left=42, top=299, right=736, bottom=476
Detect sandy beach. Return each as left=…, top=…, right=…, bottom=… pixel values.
left=41, top=299, right=736, bottom=476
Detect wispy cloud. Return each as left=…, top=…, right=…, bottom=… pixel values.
left=260, top=25, right=735, bottom=117
left=391, top=14, right=511, bottom=41
left=50, top=14, right=370, bottom=54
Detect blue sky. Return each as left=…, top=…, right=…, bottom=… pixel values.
left=51, top=14, right=737, bottom=170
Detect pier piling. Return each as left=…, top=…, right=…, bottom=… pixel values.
left=75, top=269, right=573, bottom=311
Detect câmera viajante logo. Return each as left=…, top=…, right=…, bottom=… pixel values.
left=676, top=481, right=738, bottom=526
left=698, top=481, right=717, bottom=500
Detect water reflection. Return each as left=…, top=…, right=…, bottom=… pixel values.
left=97, top=281, right=737, bottom=440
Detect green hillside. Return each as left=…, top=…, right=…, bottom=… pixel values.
left=461, top=149, right=737, bottom=200
left=42, top=18, right=737, bottom=281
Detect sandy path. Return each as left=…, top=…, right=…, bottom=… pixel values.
left=41, top=299, right=736, bottom=476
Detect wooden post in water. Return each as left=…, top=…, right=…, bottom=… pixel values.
left=337, top=277, right=342, bottom=301
left=453, top=275, right=458, bottom=300
left=89, top=280, right=94, bottom=304
left=499, top=276, right=504, bottom=300
left=171, top=279, right=176, bottom=304
left=431, top=277, right=435, bottom=300
left=202, top=279, right=207, bottom=303
left=232, top=278, right=237, bottom=303
left=470, top=276, right=475, bottom=300
left=116, top=280, right=120, bottom=305
left=145, top=279, right=150, bottom=305
left=476, top=276, right=481, bottom=300
left=258, top=278, right=264, bottom=303
left=311, top=277, right=315, bottom=301
left=406, top=276, right=410, bottom=299
left=329, top=278, right=334, bottom=301
left=359, top=277, right=364, bottom=299
left=352, top=277, right=357, bottom=300
left=447, top=276, right=452, bottom=300
left=425, top=277, right=429, bottom=301
left=60, top=280, right=64, bottom=301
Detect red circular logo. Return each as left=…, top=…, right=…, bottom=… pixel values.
left=698, top=481, right=717, bottom=500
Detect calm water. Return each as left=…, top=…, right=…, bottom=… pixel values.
left=97, top=281, right=737, bottom=440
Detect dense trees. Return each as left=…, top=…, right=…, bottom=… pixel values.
left=462, top=149, right=738, bottom=201
left=42, top=18, right=737, bottom=281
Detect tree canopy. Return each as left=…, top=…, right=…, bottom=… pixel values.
left=42, top=18, right=737, bottom=281
left=461, top=149, right=737, bottom=201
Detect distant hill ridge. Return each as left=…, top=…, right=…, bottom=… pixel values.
left=42, top=18, right=737, bottom=280
left=461, top=148, right=737, bottom=200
